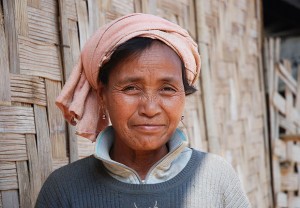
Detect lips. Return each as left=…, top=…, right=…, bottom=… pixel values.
left=132, top=124, right=165, bottom=132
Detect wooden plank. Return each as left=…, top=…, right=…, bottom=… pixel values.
left=276, top=192, right=287, bottom=208
left=296, top=65, right=300, bottom=109
left=188, top=0, right=196, bottom=40
left=197, top=43, right=220, bottom=153
left=0, top=2, right=11, bottom=106
left=87, top=0, right=101, bottom=35
left=272, top=92, right=286, bottom=115
left=68, top=19, right=80, bottom=162
left=276, top=69, right=296, bottom=95
left=27, top=6, right=59, bottom=44
left=45, top=80, right=67, bottom=159
left=26, top=134, right=42, bottom=207
left=58, top=0, right=73, bottom=80
left=273, top=139, right=286, bottom=160
left=2, top=190, right=19, bottom=208
left=69, top=125, right=78, bottom=162
left=0, top=133, right=27, bottom=161
left=274, top=38, right=281, bottom=63
left=0, top=162, right=18, bottom=190
left=58, top=0, right=79, bottom=162
left=68, top=20, right=81, bottom=65
left=286, top=142, right=300, bottom=162
left=291, top=107, right=300, bottom=126
left=18, top=35, right=61, bottom=81
left=66, top=0, right=78, bottom=21
left=134, top=0, right=142, bottom=12
left=10, top=74, right=47, bottom=106
left=278, top=115, right=296, bottom=133
left=280, top=134, right=300, bottom=142
left=298, top=163, right=300, bottom=193
left=281, top=173, right=299, bottom=191
left=3, top=0, right=20, bottom=74
left=272, top=156, right=281, bottom=195
left=276, top=63, right=297, bottom=94
left=0, top=106, right=35, bottom=134
left=75, top=0, right=89, bottom=49
left=16, top=161, right=31, bottom=207
left=34, top=104, right=52, bottom=183
left=14, top=0, right=29, bottom=36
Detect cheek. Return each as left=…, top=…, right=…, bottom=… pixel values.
left=106, top=94, right=138, bottom=123
left=163, top=95, right=185, bottom=118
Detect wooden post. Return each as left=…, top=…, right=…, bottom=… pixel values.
left=0, top=2, right=11, bottom=106
left=58, top=0, right=78, bottom=163
left=195, top=0, right=220, bottom=154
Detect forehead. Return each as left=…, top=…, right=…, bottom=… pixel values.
left=109, top=42, right=183, bottom=83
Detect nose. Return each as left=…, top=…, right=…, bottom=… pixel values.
left=138, top=93, right=161, bottom=118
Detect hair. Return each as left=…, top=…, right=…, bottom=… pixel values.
left=98, top=37, right=197, bottom=95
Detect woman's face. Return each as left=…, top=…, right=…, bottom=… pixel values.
left=100, top=41, right=185, bottom=151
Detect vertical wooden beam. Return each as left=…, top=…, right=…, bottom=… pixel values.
left=58, top=0, right=78, bottom=162
left=75, top=0, right=89, bottom=49
left=16, top=161, right=31, bottom=208
left=14, top=0, right=29, bottom=36
left=26, top=134, right=42, bottom=207
left=257, top=0, right=273, bottom=205
left=2, top=0, right=20, bottom=74
left=58, top=0, right=72, bottom=80
left=195, top=0, right=220, bottom=154
left=0, top=2, right=11, bottom=106
left=134, top=0, right=142, bottom=12
left=34, top=104, right=52, bottom=183
left=45, top=80, right=67, bottom=159
left=296, top=65, right=300, bottom=109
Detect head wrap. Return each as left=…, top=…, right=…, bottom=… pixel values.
left=56, top=13, right=201, bottom=142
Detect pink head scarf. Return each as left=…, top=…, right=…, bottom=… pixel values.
left=56, top=13, right=201, bottom=142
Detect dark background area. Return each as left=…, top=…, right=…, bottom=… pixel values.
left=263, top=0, right=300, bottom=37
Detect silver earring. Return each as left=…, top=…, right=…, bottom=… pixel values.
left=102, top=114, right=106, bottom=120
left=181, top=115, right=184, bottom=121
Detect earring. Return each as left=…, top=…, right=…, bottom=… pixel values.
left=99, top=102, right=107, bottom=120
left=181, top=115, right=184, bottom=121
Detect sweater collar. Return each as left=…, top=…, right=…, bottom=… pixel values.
left=94, top=126, right=188, bottom=184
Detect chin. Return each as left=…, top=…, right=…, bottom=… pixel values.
left=132, top=138, right=168, bottom=151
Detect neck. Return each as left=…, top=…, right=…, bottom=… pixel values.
left=110, top=140, right=168, bottom=180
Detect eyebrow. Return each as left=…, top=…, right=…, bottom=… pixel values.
left=118, top=75, right=181, bottom=85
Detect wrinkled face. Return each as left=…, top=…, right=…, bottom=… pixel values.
left=100, top=41, right=185, bottom=151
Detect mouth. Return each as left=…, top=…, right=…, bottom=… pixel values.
left=132, top=124, right=165, bottom=132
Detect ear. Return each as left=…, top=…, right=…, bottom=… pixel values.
left=97, top=83, right=107, bottom=107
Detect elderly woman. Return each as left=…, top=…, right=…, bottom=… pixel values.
left=36, top=13, right=250, bottom=208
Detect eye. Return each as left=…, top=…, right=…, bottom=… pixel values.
left=160, top=86, right=177, bottom=95
left=121, top=85, right=141, bottom=94
left=162, top=87, right=176, bottom=91
left=123, top=86, right=138, bottom=91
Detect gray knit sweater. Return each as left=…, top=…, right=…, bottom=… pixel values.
left=35, top=149, right=251, bottom=208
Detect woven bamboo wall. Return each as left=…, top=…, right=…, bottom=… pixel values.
left=195, top=0, right=272, bottom=207
left=0, top=0, right=272, bottom=207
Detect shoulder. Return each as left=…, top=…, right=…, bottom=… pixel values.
left=191, top=150, right=251, bottom=207
left=47, top=155, right=97, bottom=184
left=191, top=149, right=234, bottom=172
left=191, top=149, right=240, bottom=187
left=35, top=156, right=99, bottom=207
